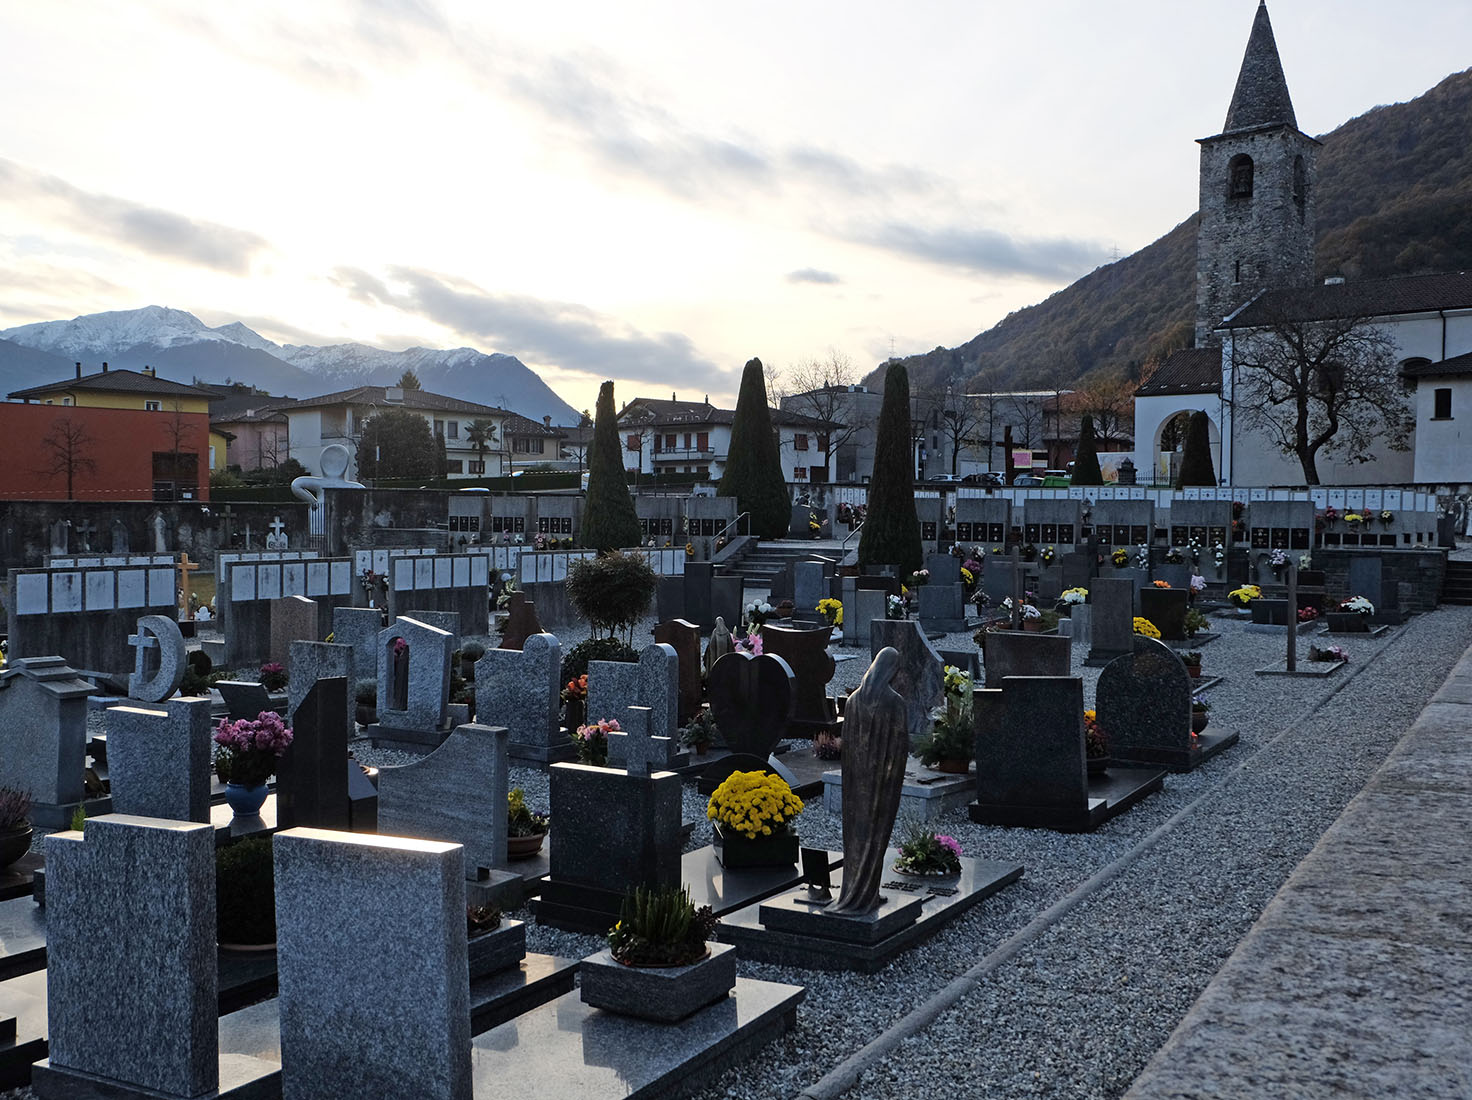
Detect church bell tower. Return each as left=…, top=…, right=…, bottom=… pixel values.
left=1195, top=1, right=1318, bottom=346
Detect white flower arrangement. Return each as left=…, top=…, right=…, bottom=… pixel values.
left=1189, top=575, right=1206, bottom=593
left=1212, top=542, right=1226, bottom=568
left=1061, top=587, right=1089, bottom=605
left=1020, top=603, right=1042, bottom=620
left=1299, top=553, right=1312, bottom=570
left=1187, top=538, right=1202, bottom=564
left=1341, top=595, right=1375, bottom=615
left=1135, top=544, right=1150, bottom=570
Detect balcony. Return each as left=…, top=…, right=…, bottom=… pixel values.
left=652, top=448, right=717, bottom=462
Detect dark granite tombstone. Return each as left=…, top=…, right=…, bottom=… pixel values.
left=969, top=676, right=1165, bottom=832
left=1325, top=612, right=1370, bottom=633
left=1085, top=577, right=1135, bottom=667
left=868, top=619, right=945, bottom=741
left=653, top=618, right=703, bottom=724
left=498, top=592, right=544, bottom=651
left=216, top=680, right=278, bottom=720
left=1347, top=555, right=1402, bottom=624
left=1059, top=552, right=1093, bottom=593
left=1096, top=636, right=1237, bottom=772
left=759, top=624, right=836, bottom=737
left=982, top=632, right=1071, bottom=687
left=856, top=574, right=900, bottom=597
left=938, top=648, right=980, bottom=681
left=682, top=563, right=717, bottom=630
left=706, top=651, right=796, bottom=757
left=1138, top=587, right=1188, bottom=640
left=1250, top=599, right=1292, bottom=626
left=276, top=676, right=351, bottom=830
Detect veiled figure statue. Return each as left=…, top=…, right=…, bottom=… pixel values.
left=829, top=646, right=910, bottom=917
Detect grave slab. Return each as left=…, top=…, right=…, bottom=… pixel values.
left=822, top=763, right=976, bottom=821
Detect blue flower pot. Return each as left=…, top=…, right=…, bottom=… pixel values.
left=224, top=782, right=269, bottom=817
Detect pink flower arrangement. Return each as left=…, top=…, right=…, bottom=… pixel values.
left=213, top=711, right=293, bottom=787
left=734, top=633, right=764, bottom=656
left=935, top=834, right=963, bottom=859
left=574, top=718, right=620, bottom=767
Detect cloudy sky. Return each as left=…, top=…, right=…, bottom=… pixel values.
left=2, top=0, right=1468, bottom=412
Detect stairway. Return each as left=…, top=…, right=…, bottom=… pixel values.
left=1441, top=559, right=1472, bottom=605
left=717, top=539, right=852, bottom=589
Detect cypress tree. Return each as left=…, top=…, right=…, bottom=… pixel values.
left=857, top=362, right=922, bottom=575
left=581, top=380, right=642, bottom=552
left=1070, top=414, right=1104, bottom=485
left=717, top=358, right=790, bottom=538
left=1175, top=410, right=1218, bottom=488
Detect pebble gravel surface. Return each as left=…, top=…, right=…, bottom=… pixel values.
left=6, top=586, right=1468, bottom=1100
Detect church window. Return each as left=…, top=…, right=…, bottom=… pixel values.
left=1434, top=388, right=1452, bottom=420
left=1292, top=156, right=1308, bottom=219
left=1228, top=154, right=1254, bottom=198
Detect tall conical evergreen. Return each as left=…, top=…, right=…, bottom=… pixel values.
left=581, top=381, right=642, bottom=552
left=1070, top=414, right=1104, bottom=485
left=1175, top=410, right=1218, bottom=487
left=858, top=362, right=922, bottom=575
left=717, top=358, right=790, bottom=539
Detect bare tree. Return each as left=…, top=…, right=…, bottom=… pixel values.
left=1004, top=393, right=1045, bottom=451
left=1066, top=375, right=1137, bottom=451
left=37, top=416, right=97, bottom=500
left=1229, top=310, right=1411, bottom=484
left=784, top=350, right=864, bottom=481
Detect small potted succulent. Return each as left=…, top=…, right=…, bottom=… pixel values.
left=258, top=662, right=288, bottom=693
left=506, top=787, right=550, bottom=859
left=706, top=770, right=803, bottom=868
left=1181, top=651, right=1202, bottom=679
left=580, top=885, right=732, bottom=1023
left=460, top=641, right=486, bottom=681
left=213, top=711, right=294, bottom=818
left=892, top=825, right=963, bottom=877
left=0, top=786, right=34, bottom=870
left=354, top=679, right=378, bottom=727
left=1084, top=709, right=1109, bottom=775
left=216, top=836, right=276, bottom=951
left=1191, top=696, right=1211, bottom=735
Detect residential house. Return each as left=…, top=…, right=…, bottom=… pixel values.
left=617, top=396, right=837, bottom=483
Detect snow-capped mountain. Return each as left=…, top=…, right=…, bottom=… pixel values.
left=0, top=307, right=580, bottom=425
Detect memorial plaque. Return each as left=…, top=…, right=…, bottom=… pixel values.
left=989, top=523, right=1006, bottom=543
left=1290, top=528, right=1310, bottom=550
left=1270, top=528, right=1289, bottom=549
left=1024, top=524, right=1041, bottom=543
left=1342, top=533, right=1359, bottom=546
left=956, top=522, right=973, bottom=541
left=921, top=522, right=937, bottom=541
left=1251, top=528, right=1269, bottom=548
left=1114, top=525, right=1131, bottom=545
left=1095, top=526, right=1111, bottom=545
left=1324, top=532, right=1342, bottom=546
left=1189, top=526, right=1208, bottom=545
left=1170, top=525, right=1188, bottom=545
left=1380, top=534, right=1397, bottom=547
left=1041, top=524, right=1057, bottom=543
left=1130, top=525, right=1148, bottom=545
left=1208, top=526, right=1226, bottom=545
left=660, top=518, right=672, bottom=536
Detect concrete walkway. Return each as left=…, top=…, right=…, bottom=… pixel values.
left=1125, top=646, right=1472, bottom=1099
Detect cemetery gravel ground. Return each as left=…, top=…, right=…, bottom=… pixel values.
left=5, top=598, right=1466, bottom=1100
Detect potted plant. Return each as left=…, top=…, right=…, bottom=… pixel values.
left=892, top=825, right=963, bottom=876
left=561, top=672, right=589, bottom=730
left=1133, top=617, right=1161, bottom=640
left=574, top=717, right=620, bottom=767
left=354, top=679, right=378, bottom=727
left=680, top=708, right=719, bottom=757
left=1084, top=709, right=1108, bottom=775
left=1184, top=608, right=1210, bottom=638
left=258, top=662, right=288, bottom=693
left=1227, top=584, right=1261, bottom=610
left=1059, top=587, right=1088, bottom=617
left=1020, top=603, right=1043, bottom=631
left=1181, top=651, right=1202, bottom=679
left=460, top=641, right=486, bottom=681
left=580, top=885, right=732, bottom=1023
left=706, top=770, right=803, bottom=868
left=0, top=786, right=33, bottom=870
left=216, top=836, right=276, bottom=950
left=817, top=597, right=843, bottom=642
left=1110, top=548, right=1129, bottom=568
left=212, top=711, right=293, bottom=818
left=467, top=903, right=527, bottom=980
left=1191, top=696, right=1211, bottom=735
left=507, top=788, right=550, bottom=859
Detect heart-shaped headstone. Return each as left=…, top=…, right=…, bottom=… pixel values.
left=707, top=651, right=795, bottom=757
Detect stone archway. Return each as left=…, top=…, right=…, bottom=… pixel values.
left=1154, top=411, right=1221, bottom=484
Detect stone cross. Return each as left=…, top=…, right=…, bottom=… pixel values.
left=266, top=515, right=288, bottom=550
left=176, top=551, right=200, bottom=613
left=269, top=516, right=287, bottom=540
left=127, top=614, right=186, bottom=703
left=75, top=519, right=97, bottom=552
left=605, top=705, right=669, bottom=778
left=218, top=503, right=236, bottom=547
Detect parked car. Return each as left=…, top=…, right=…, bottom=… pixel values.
left=963, top=472, right=1004, bottom=487
left=1013, top=474, right=1045, bottom=487
left=926, top=473, right=964, bottom=482
left=1041, top=475, right=1072, bottom=487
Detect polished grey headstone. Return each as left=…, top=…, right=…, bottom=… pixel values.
left=0, top=657, right=94, bottom=828
left=1086, top=576, right=1135, bottom=666
left=126, top=614, right=186, bottom=703
left=589, top=642, right=680, bottom=754
left=869, top=619, right=946, bottom=740
left=1098, top=636, right=1237, bottom=772
left=273, top=828, right=471, bottom=1100
left=331, top=606, right=383, bottom=686
left=286, top=640, right=352, bottom=730
left=475, top=633, right=569, bottom=763
left=105, top=697, right=213, bottom=824
left=377, top=616, right=454, bottom=735
left=983, top=631, right=1071, bottom=687
left=269, top=595, right=318, bottom=668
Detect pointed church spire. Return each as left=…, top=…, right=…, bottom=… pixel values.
left=1223, top=1, right=1297, bottom=132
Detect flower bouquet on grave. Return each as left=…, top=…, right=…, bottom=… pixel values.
left=1309, top=644, right=1349, bottom=663
left=1040, top=545, right=1056, bottom=566
left=1298, top=606, right=1320, bottom=623
left=507, top=787, right=550, bottom=858
left=892, top=825, right=963, bottom=877
left=1110, top=548, right=1129, bottom=567
left=1227, top=584, right=1262, bottom=609
left=733, top=631, right=763, bottom=656
left=1379, top=510, right=1395, bottom=526
left=213, top=712, right=293, bottom=815
left=885, top=593, right=907, bottom=620
left=745, top=598, right=773, bottom=631
left=1020, top=543, right=1039, bottom=563
left=258, top=662, right=288, bottom=693
left=561, top=673, right=588, bottom=729
left=1061, top=586, right=1089, bottom=607
left=1344, top=512, right=1365, bottom=528
left=574, top=718, right=619, bottom=767
left=1132, top=617, right=1161, bottom=639
left=1153, top=579, right=1172, bottom=589
left=706, top=770, right=803, bottom=868
left=816, top=598, right=843, bottom=630
left=1268, top=548, right=1290, bottom=576
left=1165, top=546, right=1185, bottom=565
left=1340, top=595, right=1375, bottom=616
left=1084, top=709, right=1109, bottom=773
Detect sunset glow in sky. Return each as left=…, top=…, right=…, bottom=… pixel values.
left=2, top=0, right=1468, bottom=411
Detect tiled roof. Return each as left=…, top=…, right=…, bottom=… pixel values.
left=1401, top=350, right=1472, bottom=378
left=288, top=385, right=554, bottom=433
left=1221, top=272, right=1472, bottom=329
left=1135, top=347, right=1223, bottom=396
left=619, top=396, right=837, bottom=430
left=8, top=368, right=212, bottom=401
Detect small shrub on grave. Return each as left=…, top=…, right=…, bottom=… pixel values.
left=216, top=837, right=275, bottom=946
left=560, top=636, right=639, bottom=685
left=507, top=788, right=550, bottom=837
left=565, top=551, right=657, bottom=645
left=680, top=708, right=720, bottom=749
left=892, top=824, right=963, bottom=876
left=1181, top=650, right=1202, bottom=668
left=608, top=884, right=718, bottom=967
left=467, top=904, right=502, bottom=936
left=1184, top=609, right=1210, bottom=637
left=258, top=662, right=288, bottom=692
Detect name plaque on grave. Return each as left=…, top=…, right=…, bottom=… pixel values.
left=921, top=522, right=937, bottom=541
left=1342, top=532, right=1359, bottom=546
left=1024, top=524, right=1040, bottom=543
left=1095, top=526, right=1111, bottom=545
left=1009, top=526, right=1022, bottom=544
left=1058, top=523, right=1075, bottom=544
left=1209, top=526, right=1227, bottom=545
left=1270, top=528, right=1289, bottom=549
left=1290, top=528, right=1310, bottom=549
left=1041, top=524, right=1057, bottom=543
left=661, top=518, right=673, bottom=536
left=956, top=522, right=973, bottom=541
left=1130, top=525, right=1148, bottom=545
left=990, top=523, right=1006, bottom=543
left=1170, top=525, right=1187, bottom=545
left=1251, top=528, right=1269, bottom=548
left=1189, top=526, right=1208, bottom=545
left=1116, top=525, right=1132, bottom=545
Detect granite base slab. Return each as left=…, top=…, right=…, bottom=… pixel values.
left=1243, top=620, right=1319, bottom=635
left=466, top=976, right=803, bottom=1100
left=968, top=765, right=1167, bottom=833
left=1254, top=659, right=1347, bottom=677
left=509, top=737, right=578, bottom=765
left=1321, top=623, right=1390, bottom=638
left=0, top=896, right=46, bottom=981
left=0, top=970, right=44, bottom=1089
left=1165, top=632, right=1220, bottom=649
left=1083, top=648, right=1132, bottom=668
left=822, top=764, right=976, bottom=821
left=362, top=721, right=453, bottom=753
left=31, top=1053, right=280, bottom=1100
left=1108, top=729, right=1240, bottom=774
left=467, top=868, right=531, bottom=911
left=718, top=854, right=1022, bottom=972
left=757, top=892, right=925, bottom=944
left=0, top=850, right=43, bottom=902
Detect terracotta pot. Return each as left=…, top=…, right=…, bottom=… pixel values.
left=1186, top=665, right=1201, bottom=679
left=507, top=832, right=547, bottom=860
left=1023, top=619, right=1041, bottom=632
left=935, top=757, right=969, bottom=774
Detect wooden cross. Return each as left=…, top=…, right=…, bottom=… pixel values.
left=607, top=705, right=670, bottom=778
left=177, top=551, right=201, bottom=613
